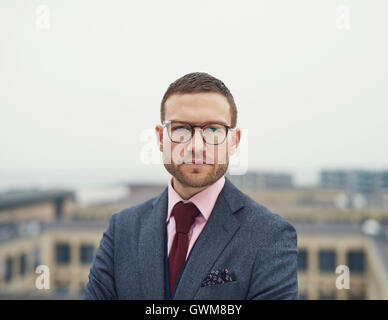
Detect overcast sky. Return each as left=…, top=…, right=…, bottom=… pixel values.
left=0, top=0, right=387, bottom=190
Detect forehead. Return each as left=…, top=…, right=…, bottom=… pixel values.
left=164, top=92, right=231, bottom=125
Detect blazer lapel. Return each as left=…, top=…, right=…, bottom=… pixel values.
left=137, top=187, right=168, bottom=299
left=173, top=178, right=244, bottom=300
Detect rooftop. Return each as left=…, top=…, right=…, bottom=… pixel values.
left=0, top=189, right=75, bottom=210
left=373, top=237, right=388, bottom=274
left=292, top=221, right=363, bottom=235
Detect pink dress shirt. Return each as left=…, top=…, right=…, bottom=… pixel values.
left=166, top=175, right=226, bottom=260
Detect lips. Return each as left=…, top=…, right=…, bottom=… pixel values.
left=181, top=159, right=205, bottom=164
left=185, top=163, right=208, bottom=168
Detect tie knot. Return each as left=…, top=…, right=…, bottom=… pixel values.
left=172, top=201, right=200, bottom=234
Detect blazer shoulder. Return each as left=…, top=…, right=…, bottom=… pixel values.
left=224, top=178, right=293, bottom=227
left=230, top=186, right=297, bottom=246
left=114, top=195, right=158, bottom=220
left=246, top=193, right=293, bottom=225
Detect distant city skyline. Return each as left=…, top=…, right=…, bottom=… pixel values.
left=2, top=165, right=388, bottom=193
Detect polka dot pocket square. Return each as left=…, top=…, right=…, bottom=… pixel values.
left=200, top=268, right=235, bottom=287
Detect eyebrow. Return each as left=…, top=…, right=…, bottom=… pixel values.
left=166, top=119, right=230, bottom=127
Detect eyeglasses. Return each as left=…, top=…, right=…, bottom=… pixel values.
left=162, top=120, right=231, bottom=145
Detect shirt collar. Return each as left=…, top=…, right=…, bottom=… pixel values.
left=166, top=175, right=226, bottom=223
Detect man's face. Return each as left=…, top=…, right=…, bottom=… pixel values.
left=156, top=92, right=240, bottom=188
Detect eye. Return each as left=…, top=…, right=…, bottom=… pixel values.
left=204, top=125, right=224, bottom=133
left=172, top=126, right=191, bottom=134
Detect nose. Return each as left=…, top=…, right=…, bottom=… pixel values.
left=187, top=127, right=205, bottom=155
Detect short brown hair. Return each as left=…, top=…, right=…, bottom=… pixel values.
left=160, top=72, right=237, bottom=128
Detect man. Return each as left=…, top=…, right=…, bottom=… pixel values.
left=82, top=72, right=299, bottom=300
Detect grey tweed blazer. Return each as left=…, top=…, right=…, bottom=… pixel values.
left=82, top=177, right=299, bottom=300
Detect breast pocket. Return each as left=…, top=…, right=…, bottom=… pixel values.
left=195, top=281, right=245, bottom=300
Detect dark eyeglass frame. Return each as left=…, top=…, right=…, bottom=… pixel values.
left=162, top=120, right=232, bottom=145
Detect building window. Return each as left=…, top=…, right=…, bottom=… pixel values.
left=348, top=290, right=365, bottom=300
left=347, top=250, right=365, bottom=273
left=54, top=198, right=64, bottom=219
left=20, top=254, right=26, bottom=276
left=56, top=243, right=70, bottom=264
left=33, top=249, right=40, bottom=270
left=297, top=249, right=308, bottom=271
left=79, top=282, right=86, bottom=297
left=5, top=257, right=12, bottom=283
left=298, top=293, right=308, bottom=300
left=80, top=245, right=94, bottom=264
left=319, top=250, right=336, bottom=272
left=55, top=280, right=70, bottom=296
left=319, top=291, right=336, bottom=300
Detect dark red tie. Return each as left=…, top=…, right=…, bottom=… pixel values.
left=168, top=201, right=200, bottom=294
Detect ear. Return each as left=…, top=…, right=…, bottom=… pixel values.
left=155, top=124, right=163, bottom=152
left=228, top=128, right=241, bottom=156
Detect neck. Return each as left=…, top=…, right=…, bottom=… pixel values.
left=172, top=177, right=210, bottom=200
